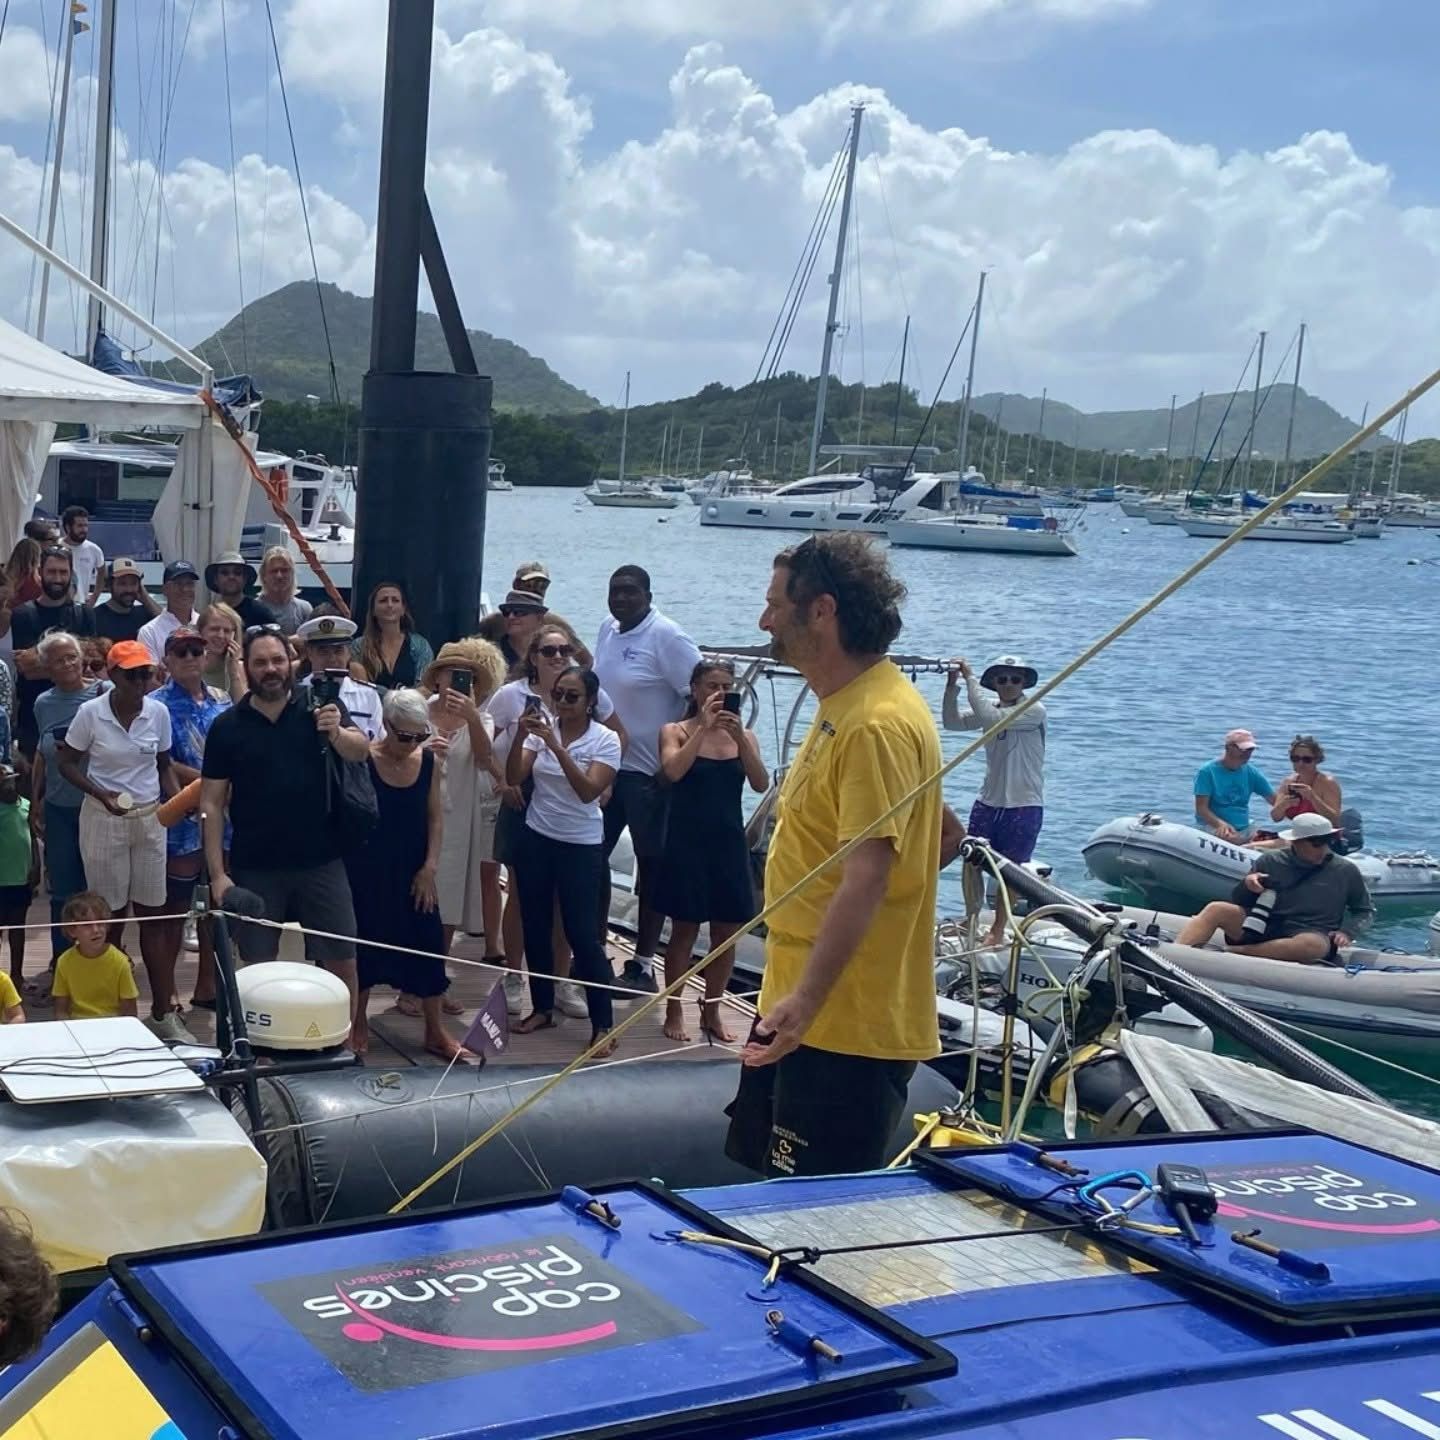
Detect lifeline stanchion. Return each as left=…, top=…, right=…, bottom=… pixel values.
left=385, top=364, right=1440, bottom=1216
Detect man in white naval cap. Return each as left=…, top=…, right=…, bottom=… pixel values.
left=295, top=614, right=384, bottom=740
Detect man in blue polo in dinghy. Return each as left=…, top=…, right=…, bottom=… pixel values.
left=1175, top=812, right=1375, bottom=963
left=1193, top=728, right=1274, bottom=841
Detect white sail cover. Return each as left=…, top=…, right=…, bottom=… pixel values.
left=0, top=315, right=206, bottom=558
left=151, top=420, right=256, bottom=570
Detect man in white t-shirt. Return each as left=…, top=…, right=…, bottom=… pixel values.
left=60, top=506, right=105, bottom=602
left=593, top=564, right=701, bottom=992
left=137, top=561, right=200, bottom=664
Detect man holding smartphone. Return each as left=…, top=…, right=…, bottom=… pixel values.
left=296, top=614, right=384, bottom=740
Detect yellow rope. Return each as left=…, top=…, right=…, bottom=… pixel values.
left=386, top=368, right=1440, bottom=1215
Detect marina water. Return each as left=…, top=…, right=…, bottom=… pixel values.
left=485, top=490, right=1439, bottom=1107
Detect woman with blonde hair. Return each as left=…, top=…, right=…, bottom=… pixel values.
left=198, top=603, right=247, bottom=700
left=421, top=637, right=508, bottom=992
left=256, top=548, right=313, bottom=635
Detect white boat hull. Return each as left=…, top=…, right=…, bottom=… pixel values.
left=1119, top=499, right=1152, bottom=518
left=887, top=517, right=1078, bottom=555
left=699, top=496, right=890, bottom=532
left=585, top=491, right=680, bottom=509
left=1177, top=516, right=1356, bottom=543
left=1083, top=814, right=1440, bottom=908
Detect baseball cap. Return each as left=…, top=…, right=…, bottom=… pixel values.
left=163, top=560, right=200, bottom=583
left=107, top=641, right=154, bottom=670
left=1224, top=728, right=1258, bottom=751
left=514, top=561, right=549, bottom=582
left=163, top=627, right=205, bottom=653
left=1280, top=813, right=1341, bottom=843
left=111, top=558, right=143, bottom=579
left=499, top=588, right=547, bottom=616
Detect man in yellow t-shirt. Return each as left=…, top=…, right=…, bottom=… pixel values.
left=726, top=534, right=942, bottom=1178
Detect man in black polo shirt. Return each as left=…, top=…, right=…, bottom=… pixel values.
left=199, top=628, right=371, bottom=1008
left=11, top=547, right=95, bottom=757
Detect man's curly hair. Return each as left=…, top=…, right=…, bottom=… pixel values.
left=775, top=533, right=905, bottom=656
left=0, top=1210, right=57, bottom=1366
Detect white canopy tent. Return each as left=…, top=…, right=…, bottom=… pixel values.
left=0, top=314, right=251, bottom=570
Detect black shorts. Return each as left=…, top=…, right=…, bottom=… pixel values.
left=227, top=858, right=356, bottom=967
left=724, top=1029, right=916, bottom=1178
left=602, top=770, right=670, bottom=861
left=493, top=801, right=528, bottom=868
left=0, top=884, right=33, bottom=912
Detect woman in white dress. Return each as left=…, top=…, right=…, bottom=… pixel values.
left=412, top=638, right=507, bottom=1014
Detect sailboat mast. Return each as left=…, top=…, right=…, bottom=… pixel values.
left=1279, top=322, right=1305, bottom=492
left=808, top=103, right=864, bottom=475
left=1388, top=407, right=1408, bottom=498
left=1350, top=402, right=1369, bottom=498
left=773, top=401, right=783, bottom=474
left=957, top=271, right=984, bottom=476
left=618, top=371, right=630, bottom=486
left=892, top=315, right=909, bottom=444
left=85, top=0, right=118, bottom=359
left=35, top=2, right=81, bottom=342
left=1186, top=392, right=1204, bottom=490
left=695, top=424, right=703, bottom=475
left=1243, top=330, right=1265, bottom=490
left=988, top=394, right=1005, bottom=477
left=1162, top=394, right=1177, bottom=492
left=1070, top=416, right=1079, bottom=486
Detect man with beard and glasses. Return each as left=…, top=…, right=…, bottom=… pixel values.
left=725, top=533, right=942, bottom=1179
left=200, top=627, right=370, bottom=1013
left=11, top=548, right=95, bottom=758
left=92, top=557, right=161, bottom=643
left=593, top=564, right=701, bottom=993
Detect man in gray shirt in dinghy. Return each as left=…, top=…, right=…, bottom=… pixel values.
left=1175, top=812, right=1374, bottom=962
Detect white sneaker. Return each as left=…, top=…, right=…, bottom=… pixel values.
left=182, top=915, right=199, bottom=953
left=147, top=1011, right=197, bottom=1046
left=502, top=971, right=527, bottom=1016
left=555, top=981, right=589, bottom=1020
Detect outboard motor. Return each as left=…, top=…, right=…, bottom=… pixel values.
left=1337, top=807, right=1364, bottom=855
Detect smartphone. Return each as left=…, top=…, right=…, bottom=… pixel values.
left=523, top=694, right=544, bottom=715
left=722, top=690, right=742, bottom=715
left=450, top=669, right=473, bottom=697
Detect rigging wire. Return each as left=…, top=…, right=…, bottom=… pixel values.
left=263, top=0, right=340, bottom=405
left=1212, top=327, right=1298, bottom=496
left=1184, top=334, right=1259, bottom=500
left=23, top=0, right=65, bottom=334
left=384, top=364, right=1440, bottom=1216
left=219, top=0, right=248, bottom=373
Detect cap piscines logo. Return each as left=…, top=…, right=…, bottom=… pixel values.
left=259, top=1235, right=701, bottom=1392
left=1208, top=1162, right=1440, bottom=1247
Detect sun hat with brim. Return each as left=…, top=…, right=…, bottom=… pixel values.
left=1280, top=813, right=1342, bottom=843
left=107, top=641, right=154, bottom=670
left=498, top=588, right=547, bottom=616
left=514, top=562, right=549, bottom=582
left=205, top=551, right=258, bottom=590
left=421, top=638, right=507, bottom=697
left=980, top=654, right=1038, bottom=692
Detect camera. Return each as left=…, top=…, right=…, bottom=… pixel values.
left=309, top=669, right=344, bottom=709
left=450, top=669, right=473, bottom=697
left=1242, top=887, right=1277, bottom=940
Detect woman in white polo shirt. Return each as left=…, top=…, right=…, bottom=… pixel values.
left=506, top=666, right=622, bottom=1055
left=57, top=640, right=184, bottom=1042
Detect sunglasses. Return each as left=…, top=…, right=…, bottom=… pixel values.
left=245, top=623, right=283, bottom=638
left=1291, top=754, right=1316, bottom=764
left=168, top=643, right=205, bottom=659
left=500, top=606, right=540, bottom=618
left=994, top=673, right=1027, bottom=685
left=552, top=689, right=584, bottom=703
left=1295, top=835, right=1333, bottom=847
left=538, top=643, right=574, bottom=659
left=392, top=729, right=429, bottom=745
left=117, top=666, right=154, bottom=679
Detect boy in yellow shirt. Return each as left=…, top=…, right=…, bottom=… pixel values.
left=52, top=892, right=138, bottom=1020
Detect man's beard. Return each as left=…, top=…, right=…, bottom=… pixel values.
left=40, top=581, right=70, bottom=601
left=254, top=671, right=292, bottom=698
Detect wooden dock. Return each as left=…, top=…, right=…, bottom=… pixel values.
left=12, top=895, right=750, bottom=1073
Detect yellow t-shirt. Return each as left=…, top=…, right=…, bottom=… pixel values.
left=0, top=972, right=19, bottom=1014
left=760, top=660, right=942, bottom=1060
left=52, top=945, right=138, bottom=1019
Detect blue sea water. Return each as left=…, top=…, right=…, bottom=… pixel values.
left=483, top=489, right=1438, bottom=953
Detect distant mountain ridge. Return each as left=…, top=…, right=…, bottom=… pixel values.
left=184, top=282, right=597, bottom=413
left=969, top=388, right=1375, bottom=461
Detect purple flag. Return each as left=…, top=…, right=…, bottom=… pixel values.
left=462, top=980, right=510, bottom=1057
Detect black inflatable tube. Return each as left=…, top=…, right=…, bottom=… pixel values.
left=241, top=1059, right=961, bottom=1229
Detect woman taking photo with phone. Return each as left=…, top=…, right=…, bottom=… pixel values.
left=485, top=625, right=623, bottom=1017
left=1268, top=734, right=1343, bottom=827
left=507, top=666, right=622, bottom=1055
left=654, top=659, right=767, bottom=1042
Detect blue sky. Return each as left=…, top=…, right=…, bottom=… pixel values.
left=0, top=0, right=1436, bottom=436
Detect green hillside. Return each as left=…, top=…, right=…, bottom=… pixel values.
left=179, top=282, right=597, bottom=413
left=970, top=387, right=1375, bottom=461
